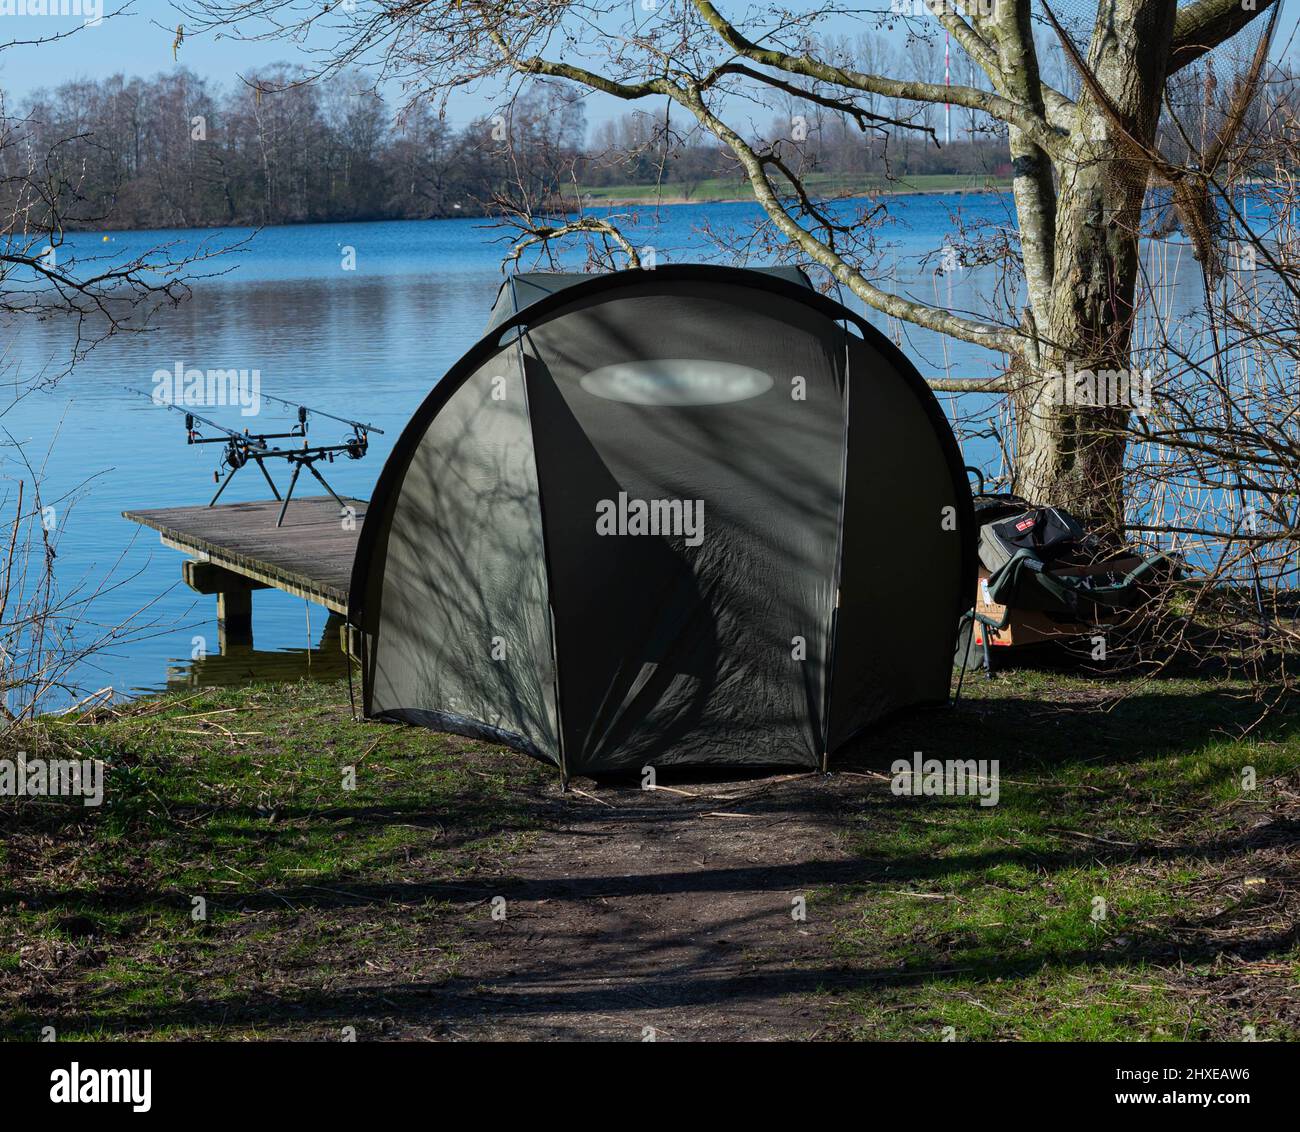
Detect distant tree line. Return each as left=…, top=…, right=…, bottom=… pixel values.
left=0, top=65, right=1019, bottom=231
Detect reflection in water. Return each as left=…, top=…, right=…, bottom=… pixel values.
left=162, top=614, right=352, bottom=690
left=165, top=644, right=353, bottom=691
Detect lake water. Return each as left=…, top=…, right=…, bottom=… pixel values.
left=0, top=193, right=1184, bottom=705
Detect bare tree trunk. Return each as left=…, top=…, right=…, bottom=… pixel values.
left=1016, top=0, right=1178, bottom=533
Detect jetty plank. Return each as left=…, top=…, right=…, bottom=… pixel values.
left=123, top=496, right=365, bottom=614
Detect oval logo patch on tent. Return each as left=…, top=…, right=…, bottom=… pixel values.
left=580, top=359, right=773, bottom=406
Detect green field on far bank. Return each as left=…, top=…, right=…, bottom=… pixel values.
left=580, top=171, right=1012, bottom=204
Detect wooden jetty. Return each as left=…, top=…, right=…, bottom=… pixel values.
left=122, top=496, right=365, bottom=650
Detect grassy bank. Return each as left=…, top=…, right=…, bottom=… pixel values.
left=2, top=671, right=1297, bottom=1040
left=0, top=683, right=551, bottom=1040
left=826, top=671, right=1300, bottom=1040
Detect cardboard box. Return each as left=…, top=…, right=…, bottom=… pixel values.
left=972, top=556, right=1145, bottom=648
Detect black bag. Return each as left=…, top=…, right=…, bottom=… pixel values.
left=979, top=506, right=1091, bottom=576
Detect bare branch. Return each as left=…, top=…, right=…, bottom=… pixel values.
left=677, top=85, right=1018, bottom=351
left=704, top=63, right=938, bottom=143
left=690, top=0, right=1068, bottom=160
left=928, top=375, right=1014, bottom=393
left=1169, top=0, right=1280, bottom=75
left=504, top=216, right=643, bottom=270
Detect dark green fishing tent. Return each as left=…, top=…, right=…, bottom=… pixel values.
left=349, top=265, right=973, bottom=779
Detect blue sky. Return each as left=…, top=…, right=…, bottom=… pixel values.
left=0, top=1, right=879, bottom=128
left=0, top=1, right=712, bottom=126
left=0, top=2, right=286, bottom=91
left=0, top=0, right=505, bottom=120
left=3, top=2, right=1294, bottom=131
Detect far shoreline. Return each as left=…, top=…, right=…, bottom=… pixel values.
left=70, top=185, right=1015, bottom=235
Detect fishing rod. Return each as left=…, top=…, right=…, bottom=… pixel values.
left=126, top=386, right=385, bottom=527
left=124, top=387, right=287, bottom=503
left=255, top=391, right=384, bottom=436
left=253, top=392, right=385, bottom=468
left=124, top=387, right=273, bottom=447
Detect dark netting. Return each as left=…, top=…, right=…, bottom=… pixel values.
left=1038, top=0, right=1278, bottom=258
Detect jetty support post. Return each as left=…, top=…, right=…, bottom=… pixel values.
left=182, top=559, right=269, bottom=650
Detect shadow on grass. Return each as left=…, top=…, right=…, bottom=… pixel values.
left=4, top=679, right=1298, bottom=1038
left=11, top=888, right=1298, bottom=1039
left=845, top=683, right=1300, bottom=775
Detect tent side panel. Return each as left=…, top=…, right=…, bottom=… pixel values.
left=366, top=354, right=560, bottom=764
left=524, top=282, right=845, bottom=774
left=827, top=334, right=969, bottom=748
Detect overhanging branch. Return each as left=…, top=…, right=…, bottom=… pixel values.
left=482, top=3, right=1021, bottom=354
left=928, top=376, right=1013, bottom=393
left=690, top=0, right=1067, bottom=160
left=1168, top=0, right=1280, bottom=74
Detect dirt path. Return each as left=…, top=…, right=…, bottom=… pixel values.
left=409, top=771, right=868, bottom=1041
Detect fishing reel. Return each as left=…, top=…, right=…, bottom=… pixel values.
left=343, top=429, right=370, bottom=460
left=224, top=441, right=250, bottom=470
left=213, top=438, right=252, bottom=483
